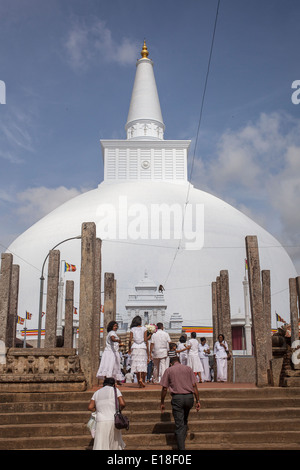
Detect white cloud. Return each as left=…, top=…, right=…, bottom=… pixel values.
left=16, top=186, right=83, bottom=222
left=64, top=17, right=137, bottom=71
left=192, top=112, right=300, bottom=273
left=0, top=105, right=38, bottom=164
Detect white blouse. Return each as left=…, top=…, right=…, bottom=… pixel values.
left=198, top=343, right=210, bottom=359
left=105, top=330, right=119, bottom=353
left=214, top=340, right=228, bottom=358
left=130, top=326, right=147, bottom=349
left=92, top=386, right=122, bottom=422
left=187, top=338, right=199, bottom=356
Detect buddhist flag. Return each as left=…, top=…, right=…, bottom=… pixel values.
left=25, top=311, right=32, bottom=320
left=100, top=305, right=104, bottom=313
left=73, top=307, right=78, bottom=315
left=245, top=258, right=248, bottom=270
left=276, top=312, right=286, bottom=323
left=42, top=311, right=46, bottom=317
left=17, top=316, right=24, bottom=325
left=64, top=262, right=76, bottom=272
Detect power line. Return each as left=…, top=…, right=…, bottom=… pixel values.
left=163, top=0, right=221, bottom=287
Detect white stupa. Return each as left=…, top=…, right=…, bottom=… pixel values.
left=7, top=41, right=297, bottom=342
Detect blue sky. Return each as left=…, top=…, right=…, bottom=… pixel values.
left=1, top=0, right=300, bottom=273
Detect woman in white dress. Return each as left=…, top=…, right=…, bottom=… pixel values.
left=128, top=315, right=149, bottom=388
left=88, top=377, right=126, bottom=450
left=198, top=337, right=211, bottom=382
left=176, top=335, right=188, bottom=365
left=186, top=332, right=204, bottom=383
left=96, top=321, right=124, bottom=382
left=213, top=334, right=229, bottom=382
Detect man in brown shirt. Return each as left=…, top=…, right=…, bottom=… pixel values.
left=160, top=356, right=201, bottom=450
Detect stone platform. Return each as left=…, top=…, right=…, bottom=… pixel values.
left=0, top=348, right=86, bottom=392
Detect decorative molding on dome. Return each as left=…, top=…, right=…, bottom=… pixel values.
left=101, top=139, right=190, bottom=184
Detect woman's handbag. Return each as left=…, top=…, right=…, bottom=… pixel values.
left=114, top=387, right=129, bottom=430
left=226, top=350, right=232, bottom=361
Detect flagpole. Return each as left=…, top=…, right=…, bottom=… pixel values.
left=23, top=315, right=27, bottom=348
left=37, top=235, right=81, bottom=348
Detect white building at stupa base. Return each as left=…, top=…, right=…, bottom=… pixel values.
left=7, top=42, right=297, bottom=345
left=122, top=270, right=182, bottom=333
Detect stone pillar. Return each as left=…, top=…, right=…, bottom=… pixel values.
left=211, top=282, right=218, bottom=347
left=44, top=250, right=60, bottom=348
left=103, top=273, right=115, bottom=347
left=78, top=222, right=97, bottom=388
left=296, top=276, right=300, bottom=305
left=0, top=253, right=13, bottom=345
left=245, top=236, right=268, bottom=387
left=243, top=275, right=252, bottom=355
left=6, top=264, right=20, bottom=348
left=262, top=270, right=272, bottom=367
left=216, top=275, right=222, bottom=334
left=289, top=278, right=299, bottom=351
left=92, top=238, right=102, bottom=381
left=64, top=280, right=74, bottom=348
left=220, top=270, right=233, bottom=382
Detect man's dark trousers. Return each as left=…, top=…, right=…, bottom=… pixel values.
left=171, top=393, right=194, bottom=450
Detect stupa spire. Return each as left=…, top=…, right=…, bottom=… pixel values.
left=141, top=40, right=149, bottom=58
left=125, top=41, right=165, bottom=140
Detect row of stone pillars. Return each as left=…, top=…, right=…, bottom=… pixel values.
left=0, top=222, right=118, bottom=389
left=212, top=235, right=300, bottom=387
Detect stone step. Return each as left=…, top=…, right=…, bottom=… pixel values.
left=123, top=430, right=300, bottom=447
left=1, top=386, right=300, bottom=450
left=0, top=435, right=92, bottom=451
left=1, top=427, right=300, bottom=451
left=1, top=386, right=300, bottom=403
left=0, top=422, right=90, bottom=439
left=2, top=396, right=300, bottom=414
left=122, top=418, right=300, bottom=435
left=0, top=410, right=90, bottom=425
left=2, top=416, right=300, bottom=440
left=2, top=406, right=300, bottom=427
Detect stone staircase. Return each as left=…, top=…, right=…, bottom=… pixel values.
left=1, top=387, right=300, bottom=450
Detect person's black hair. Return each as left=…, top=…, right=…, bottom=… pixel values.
left=103, top=377, right=115, bottom=387
left=169, top=342, right=176, bottom=349
left=191, top=331, right=197, bottom=339
left=107, top=320, right=118, bottom=333
left=170, top=356, right=180, bottom=365
left=218, top=334, right=225, bottom=341
left=157, top=322, right=163, bottom=329
left=179, top=335, right=186, bottom=343
left=130, top=315, right=142, bottom=328
left=200, top=337, right=206, bottom=342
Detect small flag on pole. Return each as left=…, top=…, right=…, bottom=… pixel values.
left=100, top=305, right=104, bottom=313
left=42, top=311, right=46, bottom=317
left=276, top=312, right=286, bottom=323
left=16, top=316, right=24, bottom=325
left=245, top=258, right=248, bottom=270
left=64, top=262, right=76, bottom=272
left=73, top=307, right=78, bottom=315
left=26, top=311, right=32, bottom=320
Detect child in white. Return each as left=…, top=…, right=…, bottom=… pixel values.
left=198, top=337, right=211, bottom=382
left=176, top=335, right=188, bottom=365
